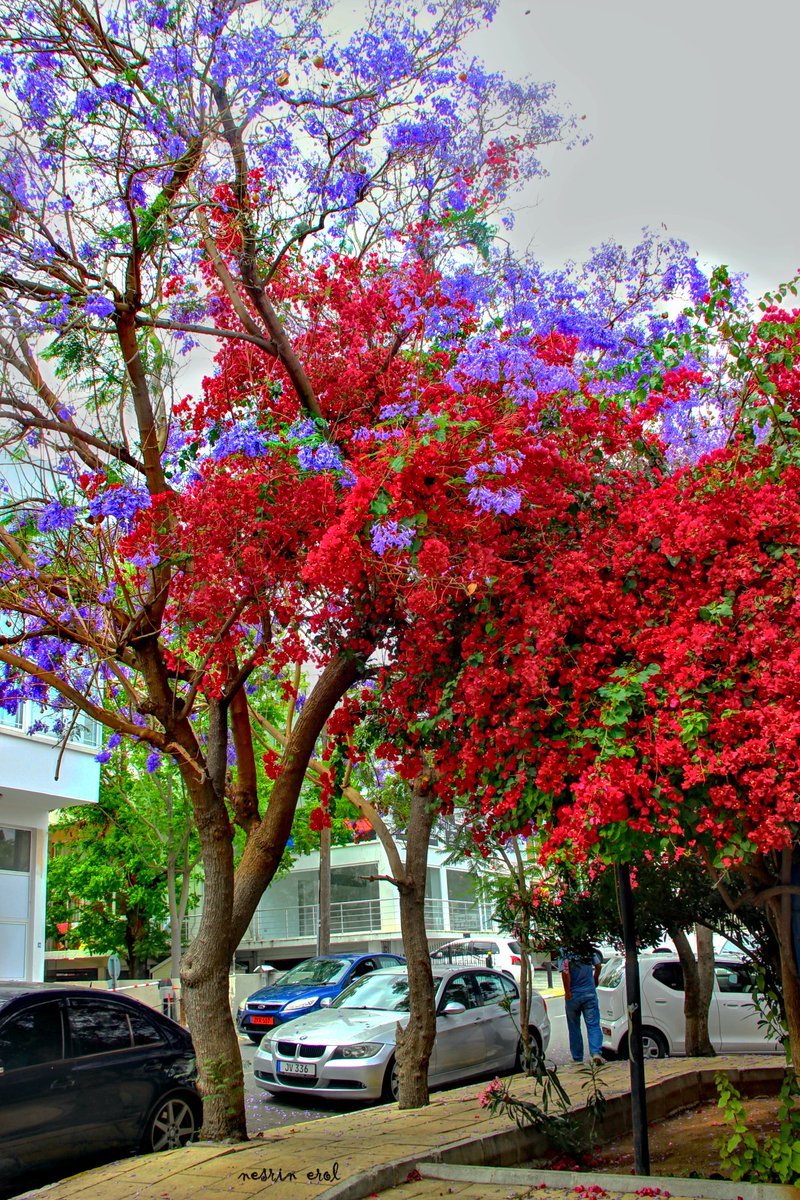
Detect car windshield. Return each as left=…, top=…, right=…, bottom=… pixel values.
left=278, top=958, right=352, bottom=986
left=332, top=973, right=412, bottom=1012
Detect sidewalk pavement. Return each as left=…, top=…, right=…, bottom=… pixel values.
left=26, top=1055, right=781, bottom=1200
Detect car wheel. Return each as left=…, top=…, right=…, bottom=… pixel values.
left=618, top=1028, right=668, bottom=1060
left=247, top=1034, right=264, bottom=1045
left=514, top=1026, right=543, bottom=1071
left=381, top=1056, right=400, bottom=1103
left=142, top=1092, right=201, bottom=1153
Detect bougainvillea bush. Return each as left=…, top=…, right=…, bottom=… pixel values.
left=366, top=274, right=800, bottom=1064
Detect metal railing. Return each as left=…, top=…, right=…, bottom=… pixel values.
left=184, top=894, right=496, bottom=946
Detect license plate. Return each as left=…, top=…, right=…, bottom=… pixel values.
left=277, top=1060, right=316, bottom=1077
left=251, top=1015, right=275, bottom=1026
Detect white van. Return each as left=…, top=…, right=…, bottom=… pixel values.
left=597, top=952, right=783, bottom=1058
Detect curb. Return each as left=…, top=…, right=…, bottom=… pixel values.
left=418, top=1162, right=800, bottom=1200
left=316, top=1062, right=787, bottom=1200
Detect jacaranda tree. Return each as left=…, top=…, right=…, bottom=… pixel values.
left=0, top=0, right=583, bottom=1135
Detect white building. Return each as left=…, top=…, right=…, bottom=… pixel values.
left=184, top=833, right=504, bottom=970
left=0, top=703, right=100, bottom=980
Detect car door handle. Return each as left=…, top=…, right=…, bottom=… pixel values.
left=49, top=1077, right=75, bottom=1091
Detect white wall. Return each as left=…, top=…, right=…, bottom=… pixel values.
left=0, top=730, right=99, bottom=981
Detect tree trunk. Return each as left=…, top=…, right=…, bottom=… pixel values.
left=768, top=883, right=800, bottom=1073
left=518, top=935, right=534, bottom=1069
left=318, top=821, right=331, bottom=955
left=168, top=852, right=182, bottom=979
left=512, top=839, right=534, bottom=1070
left=179, top=654, right=363, bottom=1141
left=179, top=767, right=244, bottom=1140
left=395, top=777, right=436, bottom=1109
left=672, top=925, right=715, bottom=1056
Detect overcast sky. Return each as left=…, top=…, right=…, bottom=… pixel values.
left=469, top=0, right=799, bottom=298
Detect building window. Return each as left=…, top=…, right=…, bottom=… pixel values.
left=0, top=705, right=24, bottom=731
left=0, top=828, right=32, bottom=873
left=0, top=698, right=100, bottom=748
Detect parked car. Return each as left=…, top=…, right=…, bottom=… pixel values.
left=0, top=982, right=200, bottom=1193
left=429, top=936, right=532, bottom=982
left=252, top=964, right=551, bottom=1102
left=237, top=953, right=405, bottom=1043
left=597, top=953, right=783, bottom=1058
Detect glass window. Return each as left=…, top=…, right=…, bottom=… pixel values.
left=349, top=958, right=377, bottom=980
left=0, top=1000, right=64, bottom=1070
left=431, top=941, right=475, bottom=965
left=472, top=971, right=506, bottom=1007
left=0, top=704, right=24, bottom=731
left=330, top=865, right=379, bottom=905
left=715, top=963, right=754, bottom=993
left=498, top=974, right=519, bottom=999
left=68, top=1000, right=133, bottom=1056
left=652, top=963, right=685, bottom=992
left=597, top=958, right=625, bottom=989
left=440, top=974, right=476, bottom=1011
left=0, top=827, right=31, bottom=872
left=128, top=1008, right=165, bottom=1047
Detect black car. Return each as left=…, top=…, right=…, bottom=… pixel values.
left=0, top=982, right=201, bottom=1193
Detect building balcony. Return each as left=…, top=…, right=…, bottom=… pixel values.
left=183, top=894, right=498, bottom=951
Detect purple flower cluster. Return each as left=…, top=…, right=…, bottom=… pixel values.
left=88, top=486, right=151, bottom=529
left=467, top=485, right=522, bottom=516
left=297, top=443, right=342, bottom=472
left=210, top=423, right=270, bottom=461
left=84, top=294, right=116, bottom=319
left=37, top=501, right=77, bottom=534
left=370, top=520, right=415, bottom=555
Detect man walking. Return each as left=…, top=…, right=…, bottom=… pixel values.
left=558, top=947, right=603, bottom=1064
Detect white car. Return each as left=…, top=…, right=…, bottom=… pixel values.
left=597, top=953, right=783, bottom=1058
left=253, top=965, right=550, bottom=1102
left=429, top=936, right=535, bottom=983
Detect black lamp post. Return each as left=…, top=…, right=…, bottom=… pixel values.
left=615, top=861, right=650, bottom=1176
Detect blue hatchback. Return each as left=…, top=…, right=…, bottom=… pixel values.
left=237, top=953, right=405, bottom=1043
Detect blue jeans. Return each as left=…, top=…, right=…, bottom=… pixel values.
left=565, top=993, right=603, bottom=1061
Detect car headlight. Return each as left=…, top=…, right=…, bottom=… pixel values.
left=330, top=1042, right=382, bottom=1059
left=282, top=995, right=320, bottom=1013
left=257, top=1032, right=276, bottom=1053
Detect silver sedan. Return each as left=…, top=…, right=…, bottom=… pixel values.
left=252, top=965, right=550, bottom=1103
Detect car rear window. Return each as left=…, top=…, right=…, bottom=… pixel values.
left=598, top=959, right=625, bottom=989
left=652, top=962, right=684, bottom=992
left=128, top=1007, right=166, bottom=1046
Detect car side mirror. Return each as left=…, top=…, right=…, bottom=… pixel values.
left=319, top=997, right=332, bottom=1008
left=441, top=1001, right=466, bottom=1015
